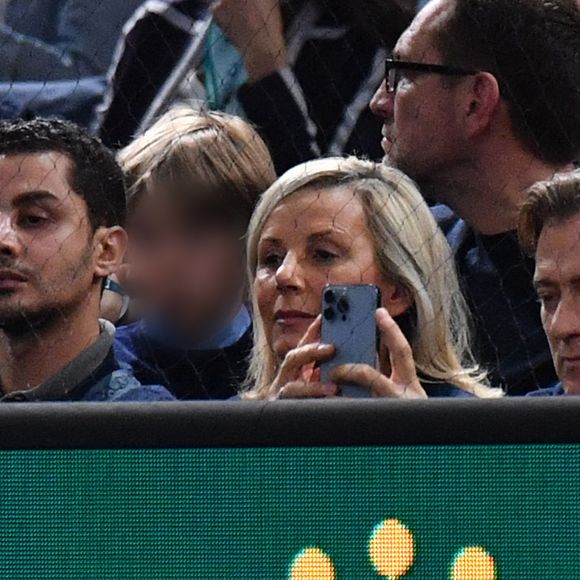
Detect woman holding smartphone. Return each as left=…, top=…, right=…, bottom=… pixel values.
left=241, top=157, right=503, bottom=400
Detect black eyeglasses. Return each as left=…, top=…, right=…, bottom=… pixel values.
left=385, top=59, right=477, bottom=94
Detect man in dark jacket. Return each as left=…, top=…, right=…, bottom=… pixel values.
left=212, top=0, right=412, bottom=172
left=371, top=0, right=580, bottom=394
left=97, top=0, right=413, bottom=173
left=0, top=118, right=173, bottom=402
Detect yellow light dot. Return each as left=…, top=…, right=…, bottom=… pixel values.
left=289, top=547, right=336, bottom=580
left=368, top=518, right=415, bottom=578
left=450, top=546, right=496, bottom=580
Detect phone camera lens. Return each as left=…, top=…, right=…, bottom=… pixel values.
left=337, top=297, right=349, bottom=314
left=323, top=307, right=335, bottom=321
left=324, top=289, right=336, bottom=304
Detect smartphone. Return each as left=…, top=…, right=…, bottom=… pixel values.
left=319, top=284, right=381, bottom=398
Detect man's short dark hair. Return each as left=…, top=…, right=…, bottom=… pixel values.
left=434, top=0, right=580, bottom=165
left=0, top=118, right=126, bottom=228
left=518, top=171, right=580, bottom=254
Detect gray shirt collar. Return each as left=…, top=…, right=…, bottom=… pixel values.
left=1, top=320, right=115, bottom=402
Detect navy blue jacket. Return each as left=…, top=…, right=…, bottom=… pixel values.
left=433, top=205, right=557, bottom=395
left=115, top=322, right=252, bottom=400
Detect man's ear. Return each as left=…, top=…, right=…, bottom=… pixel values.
left=381, top=281, right=413, bottom=318
left=93, top=226, right=128, bottom=279
left=462, top=71, right=501, bottom=138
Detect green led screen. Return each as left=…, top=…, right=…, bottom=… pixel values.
left=0, top=445, right=577, bottom=578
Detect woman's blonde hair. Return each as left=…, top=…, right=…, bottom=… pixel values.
left=118, top=106, right=276, bottom=227
left=244, top=157, right=502, bottom=398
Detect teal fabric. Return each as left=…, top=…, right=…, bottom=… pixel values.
left=204, top=22, right=246, bottom=115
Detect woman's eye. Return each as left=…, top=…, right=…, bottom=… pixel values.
left=259, top=252, right=284, bottom=270
left=313, top=248, right=338, bottom=264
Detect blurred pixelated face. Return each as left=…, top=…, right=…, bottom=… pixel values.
left=370, top=0, right=467, bottom=186
left=127, top=195, right=246, bottom=337
left=254, top=186, right=398, bottom=359
left=0, top=152, right=99, bottom=330
left=535, top=215, right=580, bottom=395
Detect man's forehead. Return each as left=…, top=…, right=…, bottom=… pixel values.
left=0, top=151, right=72, bottom=191
left=395, top=0, right=453, bottom=58
left=0, top=150, right=70, bottom=170
left=536, top=217, right=580, bottom=280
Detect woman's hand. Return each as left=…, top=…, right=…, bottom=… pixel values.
left=330, top=308, right=427, bottom=399
left=213, top=0, right=288, bottom=82
left=268, top=308, right=426, bottom=400
left=267, top=316, right=339, bottom=400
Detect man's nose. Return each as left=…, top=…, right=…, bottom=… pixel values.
left=0, top=216, right=21, bottom=257
left=550, top=295, right=580, bottom=341
left=370, top=80, right=394, bottom=120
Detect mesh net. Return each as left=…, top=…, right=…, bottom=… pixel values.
left=0, top=0, right=577, bottom=402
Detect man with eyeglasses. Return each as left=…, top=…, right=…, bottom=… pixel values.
left=371, top=0, right=580, bottom=395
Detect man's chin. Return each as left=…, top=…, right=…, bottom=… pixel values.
left=0, top=306, right=63, bottom=337
left=383, top=156, right=439, bottom=202
left=381, top=145, right=396, bottom=166
left=381, top=149, right=415, bottom=179
left=562, top=377, right=580, bottom=396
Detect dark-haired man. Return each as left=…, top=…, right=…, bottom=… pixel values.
left=0, top=118, right=173, bottom=402
left=519, top=172, right=580, bottom=396
left=371, top=0, right=580, bottom=394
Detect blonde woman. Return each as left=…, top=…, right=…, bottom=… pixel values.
left=242, top=157, right=502, bottom=399
left=113, top=106, right=276, bottom=400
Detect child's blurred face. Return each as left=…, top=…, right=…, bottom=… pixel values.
left=127, top=195, right=246, bottom=338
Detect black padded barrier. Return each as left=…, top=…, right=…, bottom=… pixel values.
left=0, top=398, right=578, bottom=449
